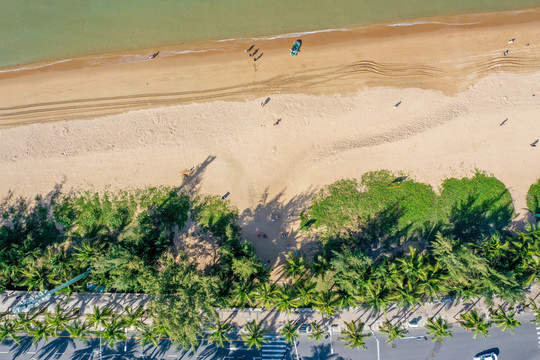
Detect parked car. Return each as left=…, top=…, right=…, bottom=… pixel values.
left=473, top=352, right=498, bottom=360
left=299, top=324, right=312, bottom=333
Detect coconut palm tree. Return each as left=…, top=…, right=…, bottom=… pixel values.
left=396, top=246, right=428, bottom=282
left=20, top=265, right=51, bottom=291
left=138, top=324, right=161, bottom=349
left=527, top=299, right=540, bottom=326
left=284, top=252, right=307, bottom=281
left=74, top=241, right=105, bottom=267
left=340, top=320, right=370, bottom=349
left=279, top=321, right=298, bottom=345
left=208, top=320, right=233, bottom=348
left=121, top=305, right=144, bottom=330
left=459, top=310, right=491, bottom=339
left=29, top=321, right=53, bottom=344
left=362, top=285, right=389, bottom=314
left=241, top=320, right=268, bottom=350
left=313, top=290, right=340, bottom=318
left=87, top=305, right=113, bottom=330
left=490, top=305, right=521, bottom=333
left=379, top=319, right=408, bottom=343
left=0, top=320, right=21, bottom=344
left=101, top=315, right=126, bottom=349
left=275, top=284, right=302, bottom=314
left=308, top=323, right=327, bottom=342
left=229, top=282, right=255, bottom=308
left=45, top=303, right=76, bottom=336
left=425, top=317, right=452, bottom=343
left=66, top=320, right=91, bottom=344
left=252, top=283, right=278, bottom=309
left=295, top=279, right=317, bottom=307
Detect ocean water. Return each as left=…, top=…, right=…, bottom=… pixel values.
left=1, top=0, right=539, bottom=68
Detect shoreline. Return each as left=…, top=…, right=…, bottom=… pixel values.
left=1, top=6, right=538, bottom=72
left=1, top=8, right=540, bottom=128
left=2, top=7, right=539, bottom=75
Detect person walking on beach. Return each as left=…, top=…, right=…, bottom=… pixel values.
left=245, top=45, right=255, bottom=53
left=504, top=50, right=509, bottom=56
left=250, top=49, right=259, bottom=57
left=273, top=118, right=282, bottom=126
left=149, top=51, right=159, bottom=59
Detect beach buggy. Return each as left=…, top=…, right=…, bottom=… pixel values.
left=290, top=39, right=302, bottom=56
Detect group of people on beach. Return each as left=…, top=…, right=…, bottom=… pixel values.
left=245, top=44, right=264, bottom=61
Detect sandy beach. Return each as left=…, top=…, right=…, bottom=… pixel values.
left=1, top=8, right=539, bottom=262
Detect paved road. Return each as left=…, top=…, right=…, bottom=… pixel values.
left=1, top=319, right=539, bottom=360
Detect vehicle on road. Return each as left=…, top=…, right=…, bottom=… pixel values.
left=473, top=352, right=498, bottom=360
left=290, top=39, right=302, bottom=56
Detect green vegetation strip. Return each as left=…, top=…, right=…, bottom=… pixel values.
left=1, top=171, right=539, bottom=351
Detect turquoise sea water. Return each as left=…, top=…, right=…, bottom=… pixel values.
left=1, top=0, right=540, bottom=68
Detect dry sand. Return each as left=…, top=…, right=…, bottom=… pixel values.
left=0, top=9, right=540, bottom=263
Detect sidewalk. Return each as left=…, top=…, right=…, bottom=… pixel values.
left=1, top=283, right=538, bottom=332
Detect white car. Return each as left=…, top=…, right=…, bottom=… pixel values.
left=473, top=353, right=498, bottom=360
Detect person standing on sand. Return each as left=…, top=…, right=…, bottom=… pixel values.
left=245, top=45, right=255, bottom=53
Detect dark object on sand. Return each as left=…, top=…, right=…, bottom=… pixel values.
left=504, top=50, right=509, bottom=56
left=254, top=53, right=264, bottom=61
left=531, top=139, right=539, bottom=147
left=245, top=44, right=255, bottom=53
left=500, top=118, right=508, bottom=126
left=250, top=48, right=259, bottom=57
left=290, top=39, right=302, bottom=56
left=273, top=118, right=282, bottom=126
left=221, top=192, right=230, bottom=200
left=149, top=51, right=159, bottom=59
left=261, top=97, right=271, bottom=107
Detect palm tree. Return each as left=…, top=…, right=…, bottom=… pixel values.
left=121, top=306, right=144, bottom=330
left=362, top=285, right=389, bottom=314
left=229, top=282, right=255, bottom=308
left=45, top=303, right=76, bottom=336
left=101, top=315, right=126, bottom=349
left=29, top=321, right=53, bottom=344
left=284, top=252, right=307, bottom=281
left=340, top=320, right=370, bottom=349
left=87, top=305, right=112, bottom=330
left=490, top=305, right=521, bottom=333
left=379, top=319, right=408, bottom=343
left=241, top=320, right=269, bottom=350
left=459, top=310, right=491, bottom=339
left=279, top=321, right=298, bottom=345
left=275, top=284, right=302, bottom=314
left=425, top=317, right=452, bottom=343
left=396, top=246, right=428, bottom=282
left=308, top=323, right=327, bottom=342
left=252, top=283, right=278, bottom=309
left=208, top=320, right=233, bottom=348
left=313, top=290, right=340, bottom=318
left=0, top=320, right=21, bottom=344
left=138, top=324, right=161, bottom=349
left=74, top=241, right=105, bottom=267
left=527, top=299, right=540, bottom=326
left=20, top=265, right=51, bottom=291
left=295, top=280, right=317, bottom=307
left=66, top=320, right=91, bottom=344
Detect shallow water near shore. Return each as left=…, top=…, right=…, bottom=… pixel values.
left=1, top=0, right=540, bottom=68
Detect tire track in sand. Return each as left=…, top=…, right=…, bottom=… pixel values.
left=1, top=53, right=539, bottom=128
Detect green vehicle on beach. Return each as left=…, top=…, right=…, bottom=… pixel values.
left=290, top=39, right=302, bottom=56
